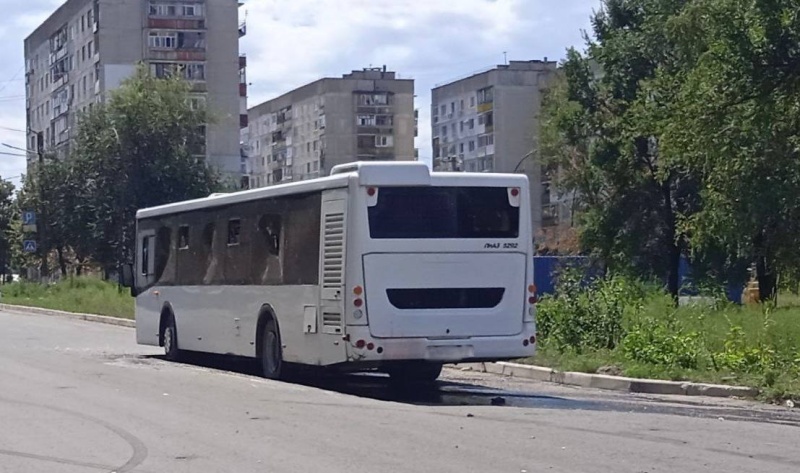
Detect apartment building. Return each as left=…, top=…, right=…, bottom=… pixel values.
left=24, top=0, right=247, bottom=183
left=247, top=67, right=415, bottom=187
left=430, top=60, right=558, bottom=231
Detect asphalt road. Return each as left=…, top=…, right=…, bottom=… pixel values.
left=2, top=309, right=799, bottom=473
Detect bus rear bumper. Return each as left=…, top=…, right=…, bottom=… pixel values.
left=343, top=322, right=537, bottom=364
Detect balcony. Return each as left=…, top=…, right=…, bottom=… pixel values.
left=148, top=18, right=206, bottom=30
left=357, top=106, right=392, bottom=115
left=239, top=21, right=247, bottom=37
left=239, top=83, right=247, bottom=97
left=240, top=114, right=248, bottom=128
left=149, top=50, right=207, bottom=62
left=239, top=55, right=247, bottom=69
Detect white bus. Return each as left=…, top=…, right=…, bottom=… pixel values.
left=121, top=161, right=537, bottom=383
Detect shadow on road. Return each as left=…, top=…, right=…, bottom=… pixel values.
left=140, top=352, right=800, bottom=427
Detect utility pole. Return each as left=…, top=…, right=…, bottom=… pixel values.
left=36, top=132, right=48, bottom=280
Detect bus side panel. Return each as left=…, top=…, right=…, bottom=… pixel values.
left=143, top=284, right=347, bottom=365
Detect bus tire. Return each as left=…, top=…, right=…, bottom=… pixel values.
left=162, top=312, right=182, bottom=362
left=260, top=319, right=284, bottom=380
left=387, top=361, right=443, bottom=385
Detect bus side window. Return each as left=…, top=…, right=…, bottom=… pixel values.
left=141, top=236, right=150, bottom=275
left=258, top=215, right=281, bottom=256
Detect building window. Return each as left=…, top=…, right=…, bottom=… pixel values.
left=359, top=93, right=389, bottom=106
left=148, top=32, right=177, bottom=49
left=459, top=121, right=464, bottom=133
left=440, top=104, right=446, bottom=116
left=357, top=114, right=375, bottom=126
left=87, top=41, right=94, bottom=57
left=441, top=126, right=447, bottom=136
left=470, top=96, right=475, bottom=107
left=469, top=118, right=475, bottom=129
left=459, top=143, right=464, bottom=153
left=460, top=99, right=464, bottom=110
left=376, top=135, right=393, bottom=147
left=469, top=140, right=475, bottom=152
left=375, top=115, right=393, bottom=126
left=478, top=86, right=494, bottom=104
left=149, top=3, right=203, bottom=17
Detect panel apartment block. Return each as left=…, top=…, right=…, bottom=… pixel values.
left=430, top=60, right=558, bottom=232
left=247, top=68, right=415, bottom=188
left=24, top=0, right=244, bottom=183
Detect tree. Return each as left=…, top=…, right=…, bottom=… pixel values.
left=539, top=0, right=698, bottom=298
left=662, top=0, right=800, bottom=301
left=0, top=180, right=16, bottom=281
left=55, top=64, right=222, bottom=274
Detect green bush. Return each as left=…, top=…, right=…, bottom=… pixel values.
left=537, top=271, right=643, bottom=353
left=622, top=316, right=703, bottom=369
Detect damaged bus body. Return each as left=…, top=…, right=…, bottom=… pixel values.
left=125, top=161, right=537, bottom=383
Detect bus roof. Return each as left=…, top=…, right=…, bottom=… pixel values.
left=136, top=161, right=528, bottom=220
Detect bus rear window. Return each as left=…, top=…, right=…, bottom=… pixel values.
left=368, top=187, right=519, bottom=239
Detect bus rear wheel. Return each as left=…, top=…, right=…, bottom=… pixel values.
left=260, top=320, right=284, bottom=380
left=387, top=362, right=443, bottom=385
left=163, top=313, right=182, bottom=362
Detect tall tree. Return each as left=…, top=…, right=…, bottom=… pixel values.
left=662, top=0, right=800, bottom=301
left=539, top=0, right=697, bottom=297
left=62, top=64, right=222, bottom=274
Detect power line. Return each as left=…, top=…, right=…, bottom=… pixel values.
left=0, top=126, right=26, bottom=133
left=0, top=66, right=24, bottom=97
left=0, top=151, right=26, bottom=157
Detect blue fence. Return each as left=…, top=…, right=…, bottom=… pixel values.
left=533, top=255, right=744, bottom=304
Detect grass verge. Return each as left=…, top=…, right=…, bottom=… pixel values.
left=522, top=278, right=800, bottom=404
left=0, top=277, right=134, bottom=319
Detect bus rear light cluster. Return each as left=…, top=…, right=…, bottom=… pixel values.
left=354, top=298, right=363, bottom=308
left=523, top=335, right=537, bottom=347
left=353, top=339, right=380, bottom=352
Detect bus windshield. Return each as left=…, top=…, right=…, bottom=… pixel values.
left=367, top=186, right=519, bottom=239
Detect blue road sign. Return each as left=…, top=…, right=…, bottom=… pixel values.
left=23, top=211, right=36, bottom=226
left=23, top=240, right=37, bottom=253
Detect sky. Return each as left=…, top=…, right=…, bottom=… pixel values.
left=0, top=0, right=599, bottom=189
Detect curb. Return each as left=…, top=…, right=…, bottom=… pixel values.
left=455, top=361, right=760, bottom=399
left=0, top=304, right=135, bottom=328
left=0, top=304, right=762, bottom=399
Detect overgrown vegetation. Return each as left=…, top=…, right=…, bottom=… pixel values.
left=527, top=271, right=800, bottom=403
left=0, top=278, right=133, bottom=319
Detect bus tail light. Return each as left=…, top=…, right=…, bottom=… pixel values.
left=355, top=339, right=366, bottom=349
left=367, top=342, right=375, bottom=351
left=366, top=187, right=379, bottom=206
left=508, top=187, right=521, bottom=207
left=354, top=298, right=363, bottom=308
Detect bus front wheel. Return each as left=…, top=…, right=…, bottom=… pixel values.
left=387, top=362, right=443, bottom=385
left=260, top=320, right=284, bottom=380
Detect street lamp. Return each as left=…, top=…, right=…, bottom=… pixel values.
left=512, top=149, right=536, bottom=173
